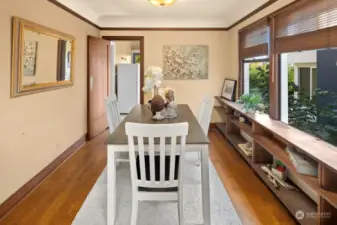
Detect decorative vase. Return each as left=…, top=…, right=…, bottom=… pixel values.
left=149, top=95, right=165, bottom=116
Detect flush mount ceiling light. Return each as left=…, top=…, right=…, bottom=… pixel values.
left=148, top=0, right=176, bottom=7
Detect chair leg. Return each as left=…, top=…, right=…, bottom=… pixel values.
left=178, top=193, right=184, bottom=225
left=131, top=196, right=138, bottom=225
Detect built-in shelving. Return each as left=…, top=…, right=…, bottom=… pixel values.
left=253, top=163, right=317, bottom=225
left=214, top=96, right=337, bottom=225
left=227, top=116, right=253, bottom=136
left=227, top=133, right=252, bottom=165
left=214, top=123, right=226, bottom=135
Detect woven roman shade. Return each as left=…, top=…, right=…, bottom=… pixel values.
left=274, top=0, right=337, bottom=53
left=239, top=19, right=269, bottom=59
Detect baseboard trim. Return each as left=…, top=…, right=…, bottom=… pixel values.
left=0, top=134, right=87, bottom=220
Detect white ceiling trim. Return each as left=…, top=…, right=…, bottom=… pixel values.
left=55, top=0, right=270, bottom=28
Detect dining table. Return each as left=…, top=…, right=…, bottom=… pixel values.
left=106, top=104, right=211, bottom=225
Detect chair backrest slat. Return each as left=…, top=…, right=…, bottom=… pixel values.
left=198, top=96, right=214, bottom=135
left=105, top=94, right=121, bottom=133
left=149, top=137, right=156, bottom=183
left=128, top=135, right=137, bottom=183
left=160, top=136, right=166, bottom=183
left=169, top=136, right=177, bottom=182
left=125, top=123, right=188, bottom=189
left=137, top=136, right=146, bottom=184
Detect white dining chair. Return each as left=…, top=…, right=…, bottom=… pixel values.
left=105, top=94, right=121, bottom=134
left=125, top=122, right=189, bottom=225
left=196, top=96, right=214, bottom=165
left=105, top=94, right=129, bottom=163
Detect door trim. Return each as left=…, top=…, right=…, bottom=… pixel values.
left=102, top=36, right=145, bottom=104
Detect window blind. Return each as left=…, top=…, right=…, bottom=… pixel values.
left=239, top=19, right=269, bottom=58
left=274, top=0, right=337, bottom=53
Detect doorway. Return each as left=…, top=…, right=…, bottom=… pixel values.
left=102, top=36, right=145, bottom=105
left=87, top=36, right=144, bottom=140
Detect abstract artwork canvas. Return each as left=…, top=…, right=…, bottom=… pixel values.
left=163, top=45, right=208, bottom=80
left=23, top=41, right=38, bottom=76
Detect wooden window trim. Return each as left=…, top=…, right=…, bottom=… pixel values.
left=269, top=17, right=280, bottom=119
left=238, top=18, right=270, bottom=96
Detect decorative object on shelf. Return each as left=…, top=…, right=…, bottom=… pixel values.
left=239, top=116, right=246, bottom=123
left=163, top=45, right=209, bottom=80
left=233, top=110, right=241, bottom=118
left=237, top=93, right=262, bottom=113
left=286, top=147, right=318, bottom=177
left=148, top=0, right=176, bottom=7
left=267, top=174, right=280, bottom=189
left=164, top=89, right=177, bottom=118
left=261, top=165, right=298, bottom=191
left=256, top=103, right=266, bottom=112
left=142, top=66, right=166, bottom=116
left=238, top=142, right=253, bottom=157
left=272, top=159, right=288, bottom=181
left=221, top=79, right=237, bottom=101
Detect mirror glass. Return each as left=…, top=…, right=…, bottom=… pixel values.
left=21, top=28, right=72, bottom=87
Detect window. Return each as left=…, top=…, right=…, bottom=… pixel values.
left=272, top=0, right=337, bottom=147
left=239, top=19, right=270, bottom=114
left=243, top=56, right=270, bottom=113
left=281, top=49, right=337, bottom=146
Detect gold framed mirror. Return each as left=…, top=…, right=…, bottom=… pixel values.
left=11, top=17, right=75, bottom=97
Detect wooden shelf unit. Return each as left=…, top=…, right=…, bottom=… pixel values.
left=214, top=96, right=337, bottom=225
left=227, top=133, right=252, bottom=165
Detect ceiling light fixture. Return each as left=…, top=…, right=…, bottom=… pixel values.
left=148, top=0, right=176, bottom=7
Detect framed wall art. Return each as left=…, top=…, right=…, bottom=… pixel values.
left=221, top=79, right=237, bottom=101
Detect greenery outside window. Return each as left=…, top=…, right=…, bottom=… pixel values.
left=243, top=56, right=269, bottom=114
left=281, top=49, right=337, bottom=146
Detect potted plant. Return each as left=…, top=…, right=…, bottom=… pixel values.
left=238, top=93, right=263, bottom=113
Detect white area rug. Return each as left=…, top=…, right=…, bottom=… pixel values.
left=72, top=153, right=242, bottom=225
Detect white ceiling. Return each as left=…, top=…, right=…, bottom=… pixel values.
left=57, top=0, right=269, bottom=28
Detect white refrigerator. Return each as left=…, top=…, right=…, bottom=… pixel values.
left=116, top=64, right=140, bottom=114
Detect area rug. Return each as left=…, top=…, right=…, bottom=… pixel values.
left=72, top=153, right=242, bottom=225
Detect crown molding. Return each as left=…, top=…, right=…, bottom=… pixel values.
left=226, top=0, right=279, bottom=30
left=100, top=27, right=228, bottom=31
left=48, top=0, right=281, bottom=31
left=47, top=0, right=101, bottom=29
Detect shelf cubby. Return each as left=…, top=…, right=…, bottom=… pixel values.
left=319, top=196, right=337, bottom=225
left=227, top=115, right=253, bottom=137
left=227, top=133, right=252, bottom=165
left=252, top=163, right=317, bottom=225
left=252, top=141, right=273, bottom=164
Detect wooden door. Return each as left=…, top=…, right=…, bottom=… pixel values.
left=87, top=36, right=110, bottom=140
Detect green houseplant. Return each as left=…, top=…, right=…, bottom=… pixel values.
left=238, top=93, right=262, bottom=113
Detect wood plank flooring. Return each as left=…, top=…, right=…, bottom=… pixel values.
left=0, top=130, right=296, bottom=225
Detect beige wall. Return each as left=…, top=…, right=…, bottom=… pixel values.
left=227, top=0, right=296, bottom=82
left=0, top=0, right=99, bottom=203
left=114, top=41, right=140, bottom=64
left=101, top=30, right=229, bottom=122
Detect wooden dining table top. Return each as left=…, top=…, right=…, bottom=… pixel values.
left=106, top=104, right=210, bottom=145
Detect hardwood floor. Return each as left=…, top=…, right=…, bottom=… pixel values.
left=0, top=130, right=296, bottom=225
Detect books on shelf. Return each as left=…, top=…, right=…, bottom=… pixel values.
left=286, top=147, right=318, bottom=177
left=238, top=142, right=253, bottom=157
